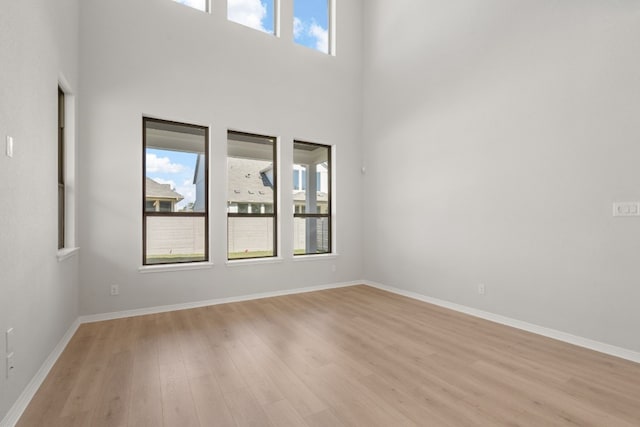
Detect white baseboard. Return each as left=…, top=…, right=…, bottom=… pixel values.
left=364, top=280, right=640, bottom=364
left=1, top=280, right=360, bottom=426
left=79, top=281, right=362, bottom=323
left=0, top=318, right=81, bottom=427
left=5, top=279, right=637, bottom=427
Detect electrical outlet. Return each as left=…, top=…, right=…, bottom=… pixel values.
left=613, top=202, right=640, bottom=217
left=6, top=352, right=15, bottom=379
left=110, top=284, right=119, bottom=296
left=331, top=264, right=337, bottom=273
left=478, top=283, right=486, bottom=295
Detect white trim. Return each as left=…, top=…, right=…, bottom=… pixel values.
left=225, top=257, right=284, bottom=267
left=5, top=280, right=638, bottom=427
left=0, top=280, right=358, bottom=425
left=0, top=319, right=80, bottom=427
left=56, top=247, right=79, bottom=262
left=329, top=0, right=337, bottom=56
left=139, top=262, right=214, bottom=274
left=364, top=281, right=640, bottom=364
left=292, top=253, right=339, bottom=262
left=79, top=280, right=361, bottom=323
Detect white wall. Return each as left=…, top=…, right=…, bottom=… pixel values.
left=362, top=0, right=640, bottom=352
left=0, top=0, right=80, bottom=420
left=78, top=0, right=364, bottom=315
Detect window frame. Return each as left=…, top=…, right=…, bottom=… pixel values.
left=293, top=0, right=335, bottom=55
left=58, top=87, right=65, bottom=250
left=293, top=140, right=332, bottom=256
left=142, top=117, right=209, bottom=266
left=227, top=130, right=278, bottom=261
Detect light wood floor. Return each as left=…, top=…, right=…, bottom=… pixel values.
left=17, top=285, right=640, bottom=426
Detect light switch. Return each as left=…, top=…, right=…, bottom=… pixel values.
left=6, top=328, right=14, bottom=354
left=613, top=202, right=640, bottom=217
left=6, top=136, right=13, bottom=158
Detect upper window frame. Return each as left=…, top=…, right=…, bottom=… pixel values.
left=293, top=0, right=335, bottom=55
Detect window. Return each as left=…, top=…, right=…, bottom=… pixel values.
left=293, top=141, right=331, bottom=255
left=58, top=87, right=65, bottom=249
left=293, top=0, right=331, bottom=54
left=143, top=118, right=208, bottom=265
left=173, top=0, right=209, bottom=12
left=228, top=0, right=275, bottom=34
left=227, top=131, right=277, bottom=260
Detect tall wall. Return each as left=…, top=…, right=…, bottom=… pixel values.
left=0, top=0, right=80, bottom=420
left=362, top=0, right=640, bottom=351
left=78, top=0, right=364, bottom=315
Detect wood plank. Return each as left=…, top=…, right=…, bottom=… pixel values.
left=16, top=285, right=640, bottom=427
left=223, top=386, right=273, bottom=427
left=91, top=350, right=134, bottom=427
left=190, top=374, right=236, bottom=427
left=263, top=399, right=309, bottom=427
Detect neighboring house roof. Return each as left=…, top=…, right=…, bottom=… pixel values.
left=145, top=177, right=184, bottom=201
left=227, top=157, right=329, bottom=204
left=228, top=158, right=274, bottom=203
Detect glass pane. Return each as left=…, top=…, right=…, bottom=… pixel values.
left=228, top=217, right=274, bottom=259
left=293, top=169, right=300, bottom=190
left=294, top=0, right=329, bottom=53
left=146, top=216, right=206, bottom=264
left=293, top=142, right=330, bottom=215
left=58, top=185, right=65, bottom=249
left=294, top=217, right=330, bottom=255
left=228, top=0, right=275, bottom=34
left=227, top=131, right=276, bottom=259
left=145, top=120, right=206, bottom=213
left=173, top=0, right=208, bottom=12
left=227, top=132, right=275, bottom=213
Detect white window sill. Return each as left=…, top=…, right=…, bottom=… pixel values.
left=139, top=262, right=214, bottom=274
left=292, top=253, right=339, bottom=262
left=226, top=257, right=284, bottom=267
left=57, top=247, right=80, bottom=262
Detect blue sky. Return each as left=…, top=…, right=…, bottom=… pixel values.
left=174, top=0, right=329, bottom=53
left=294, top=0, right=329, bottom=53
left=227, top=0, right=274, bottom=33
left=146, top=148, right=198, bottom=210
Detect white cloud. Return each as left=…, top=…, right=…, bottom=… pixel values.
left=309, top=22, right=329, bottom=54
left=174, top=0, right=207, bottom=12
left=175, top=179, right=196, bottom=209
left=146, top=153, right=185, bottom=174
left=293, top=17, right=304, bottom=39
left=228, top=0, right=268, bottom=32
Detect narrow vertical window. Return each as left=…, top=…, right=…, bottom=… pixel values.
left=293, top=0, right=331, bottom=54
left=143, top=118, right=208, bottom=265
left=228, top=0, right=275, bottom=34
left=293, top=141, right=331, bottom=255
left=58, top=87, right=65, bottom=249
left=227, top=131, right=277, bottom=260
